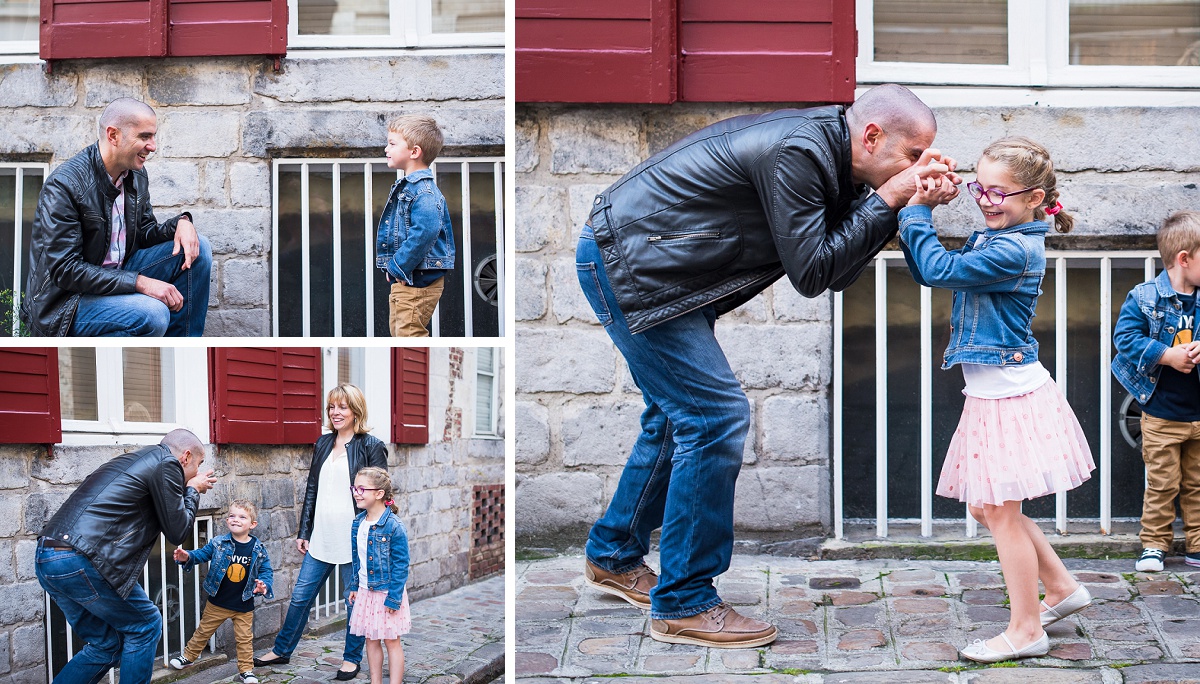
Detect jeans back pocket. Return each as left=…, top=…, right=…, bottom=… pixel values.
left=576, top=262, right=613, bottom=326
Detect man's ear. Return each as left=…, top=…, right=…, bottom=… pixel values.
left=862, top=122, right=883, bottom=153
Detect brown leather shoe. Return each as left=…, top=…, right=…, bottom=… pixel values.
left=650, top=603, right=778, bottom=648
left=584, top=559, right=657, bottom=609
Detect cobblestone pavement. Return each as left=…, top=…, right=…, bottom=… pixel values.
left=517, top=554, right=1200, bottom=683
left=161, top=575, right=504, bottom=684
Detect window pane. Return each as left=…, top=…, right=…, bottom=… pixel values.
left=0, top=0, right=38, bottom=41
left=340, top=166, right=369, bottom=337
left=371, top=164, right=398, bottom=336
left=308, top=165, right=336, bottom=337
left=298, top=0, right=389, bottom=35
left=474, top=350, right=494, bottom=434
left=278, top=167, right=304, bottom=336
left=432, top=0, right=503, bottom=33
left=874, top=0, right=1008, bottom=65
left=1070, top=1, right=1200, bottom=65
left=0, top=169, right=14, bottom=298
left=124, top=348, right=174, bottom=423
left=435, top=162, right=466, bottom=337
left=59, top=348, right=98, bottom=422
left=337, top=347, right=364, bottom=387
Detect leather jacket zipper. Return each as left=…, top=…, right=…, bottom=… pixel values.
left=647, top=231, right=720, bottom=242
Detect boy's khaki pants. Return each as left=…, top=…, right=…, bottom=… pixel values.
left=389, top=277, right=445, bottom=337
left=183, top=603, right=255, bottom=673
left=1140, top=413, right=1200, bottom=553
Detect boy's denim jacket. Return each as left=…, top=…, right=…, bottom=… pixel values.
left=898, top=205, right=1048, bottom=370
left=1112, top=270, right=1192, bottom=405
left=375, top=169, right=455, bottom=285
left=346, top=508, right=410, bottom=610
left=176, top=532, right=274, bottom=602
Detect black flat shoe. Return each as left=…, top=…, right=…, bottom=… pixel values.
left=333, top=662, right=360, bottom=681
left=253, top=655, right=290, bottom=667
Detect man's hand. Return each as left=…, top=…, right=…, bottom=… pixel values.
left=187, top=468, right=217, bottom=493
left=876, top=148, right=963, bottom=210
left=173, top=217, right=200, bottom=270
left=136, top=275, right=183, bottom=312
left=1161, top=344, right=1197, bottom=373
left=173, top=547, right=190, bottom=562
left=253, top=579, right=268, bottom=595
left=297, top=538, right=309, bottom=555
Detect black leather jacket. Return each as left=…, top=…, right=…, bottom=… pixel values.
left=20, top=143, right=190, bottom=336
left=297, top=432, right=389, bottom=541
left=590, top=106, right=899, bottom=333
left=41, top=445, right=201, bottom=599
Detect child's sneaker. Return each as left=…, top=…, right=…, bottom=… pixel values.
left=1186, top=551, right=1200, bottom=568
left=168, top=655, right=194, bottom=670
left=237, top=672, right=259, bottom=684
left=1135, top=548, right=1166, bottom=572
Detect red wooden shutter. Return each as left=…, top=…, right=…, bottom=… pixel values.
left=516, top=0, right=677, bottom=103
left=0, top=348, right=62, bottom=444
left=40, top=0, right=167, bottom=59
left=209, top=348, right=322, bottom=445
left=679, top=0, right=856, bottom=103
left=392, top=348, right=429, bottom=445
left=168, top=0, right=287, bottom=57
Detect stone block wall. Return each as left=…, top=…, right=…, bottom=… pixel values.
left=0, top=53, right=504, bottom=336
left=513, top=101, right=1200, bottom=549
left=0, top=347, right=505, bottom=678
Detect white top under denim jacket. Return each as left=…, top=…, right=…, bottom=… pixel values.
left=898, top=204, right=1050, bottom=372
left=346, top=508, right=410, bottom=610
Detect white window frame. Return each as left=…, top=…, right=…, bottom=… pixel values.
left=2, top=162, right=48, bottom=335
left=286, top=0, right=503, bottom=49
left=857, top=0, right=1200, bottom=89
left=271, top=156, right=506, bottom=338
left=58, top=346, right=210, bottom=446
left=472, top=347, right=499, bottom=438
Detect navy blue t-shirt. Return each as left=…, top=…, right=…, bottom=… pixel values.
left=209, top=538, right=256, bottom=613
left=1141, top=292, right=1200, bottom=422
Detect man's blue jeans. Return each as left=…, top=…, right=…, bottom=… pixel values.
left=35, top=541, right=162, bottom=684
left=270, top=553, right=364, bottom=664
left=71, top=235, right=212, bottom=337
left=576, top=232, right=750, bottom=620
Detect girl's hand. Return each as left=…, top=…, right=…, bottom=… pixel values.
left=907, top=174, right=958, bottom=207
left=386, top=607, right=397, bottom=615
left=347, top=591, right=356, bottom=605
left=173, top=547, right=189, bottom=562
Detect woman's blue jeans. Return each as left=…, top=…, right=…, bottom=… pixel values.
left=36, top=542, right=162, bottom=684
left=270, top=552, right=364, bottom=664
left=576, top=232, right=750, bottom=620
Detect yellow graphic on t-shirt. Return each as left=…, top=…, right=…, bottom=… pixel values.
left=226, top=563, right=247, bottom=583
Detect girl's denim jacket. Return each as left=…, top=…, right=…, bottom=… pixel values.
left=898, top=205, right=1048, bottom=370
left=347, top=508, right=410, bottom=610
left=1112, top=270, right=1190, bottom=405
left=177, top=533, right=274, bottom=602
left=375, top=169, right=455, bottom=285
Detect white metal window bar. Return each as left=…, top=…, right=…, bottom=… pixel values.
left=1, top=162, right=48, bottom=336
left=313, top=566, right=346, bottom=620
left=45, top=516, right=216, bottom=683
left=271, top=157, right=505, bottom=338
left=833, top=250, right=1158, bottom=540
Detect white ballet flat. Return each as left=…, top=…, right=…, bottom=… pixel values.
left=1040, top=584, right=1092, bottom=627
left=960, top=631, right=1049, bottom=664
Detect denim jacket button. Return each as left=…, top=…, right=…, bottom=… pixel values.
left=1013, top=352, right=1023, bottom=363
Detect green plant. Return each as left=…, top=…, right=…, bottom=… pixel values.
left=0, top=289, right=29, bottom=337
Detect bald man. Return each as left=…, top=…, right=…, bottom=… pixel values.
left=577, top=84, right=961, bottom=647
left=21, top=97, right=211, bottom=336
left=37, top=429, right=217, bottom=684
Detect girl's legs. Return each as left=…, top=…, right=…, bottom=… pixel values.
left=383, top=639, right=405, bottom=684
left=970, top=504, right=1082, bottom=615
left=978, top=500, right=1044, bottom=649
left=365, top=639, right=384, bottom=684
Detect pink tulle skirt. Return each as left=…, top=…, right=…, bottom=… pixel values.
left=936, top=378, right=1095, bottom=507
left=348, top=588, right=411, bottom=639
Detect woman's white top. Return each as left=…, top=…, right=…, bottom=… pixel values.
left=307, top=447, right=354, bottom=565
left=961, top=360, right=1051, bottom=399
left=357, top=514, right=379, bottom=589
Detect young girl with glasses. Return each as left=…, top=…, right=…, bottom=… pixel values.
left=347, top=466, right=411, bottom=684
left=900, top=136, right=1095, bottom=664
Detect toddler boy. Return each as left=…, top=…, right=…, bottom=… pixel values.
left=169, top=499, right=274, bottom=683
left=376, top=114, right=456, bottom=337
left=1112, top=210, right=1200, bottom=572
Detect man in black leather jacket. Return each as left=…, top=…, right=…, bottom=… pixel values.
left=21, top=97, right=211, bottom=336
left=578, top=85, right=961, bottom=648
left=36, top=428, right=217, bottom=684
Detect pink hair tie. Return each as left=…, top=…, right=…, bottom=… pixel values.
left=385, top=499, right=394, bottom=506
left=1045, top=200, right=1063, bottom=216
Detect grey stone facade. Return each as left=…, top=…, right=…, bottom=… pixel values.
left=0, top=53, right=504, bottom=336
left=513, top=101, right=1200, bottom=548
left=0, top=347, right=504, bottom=682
